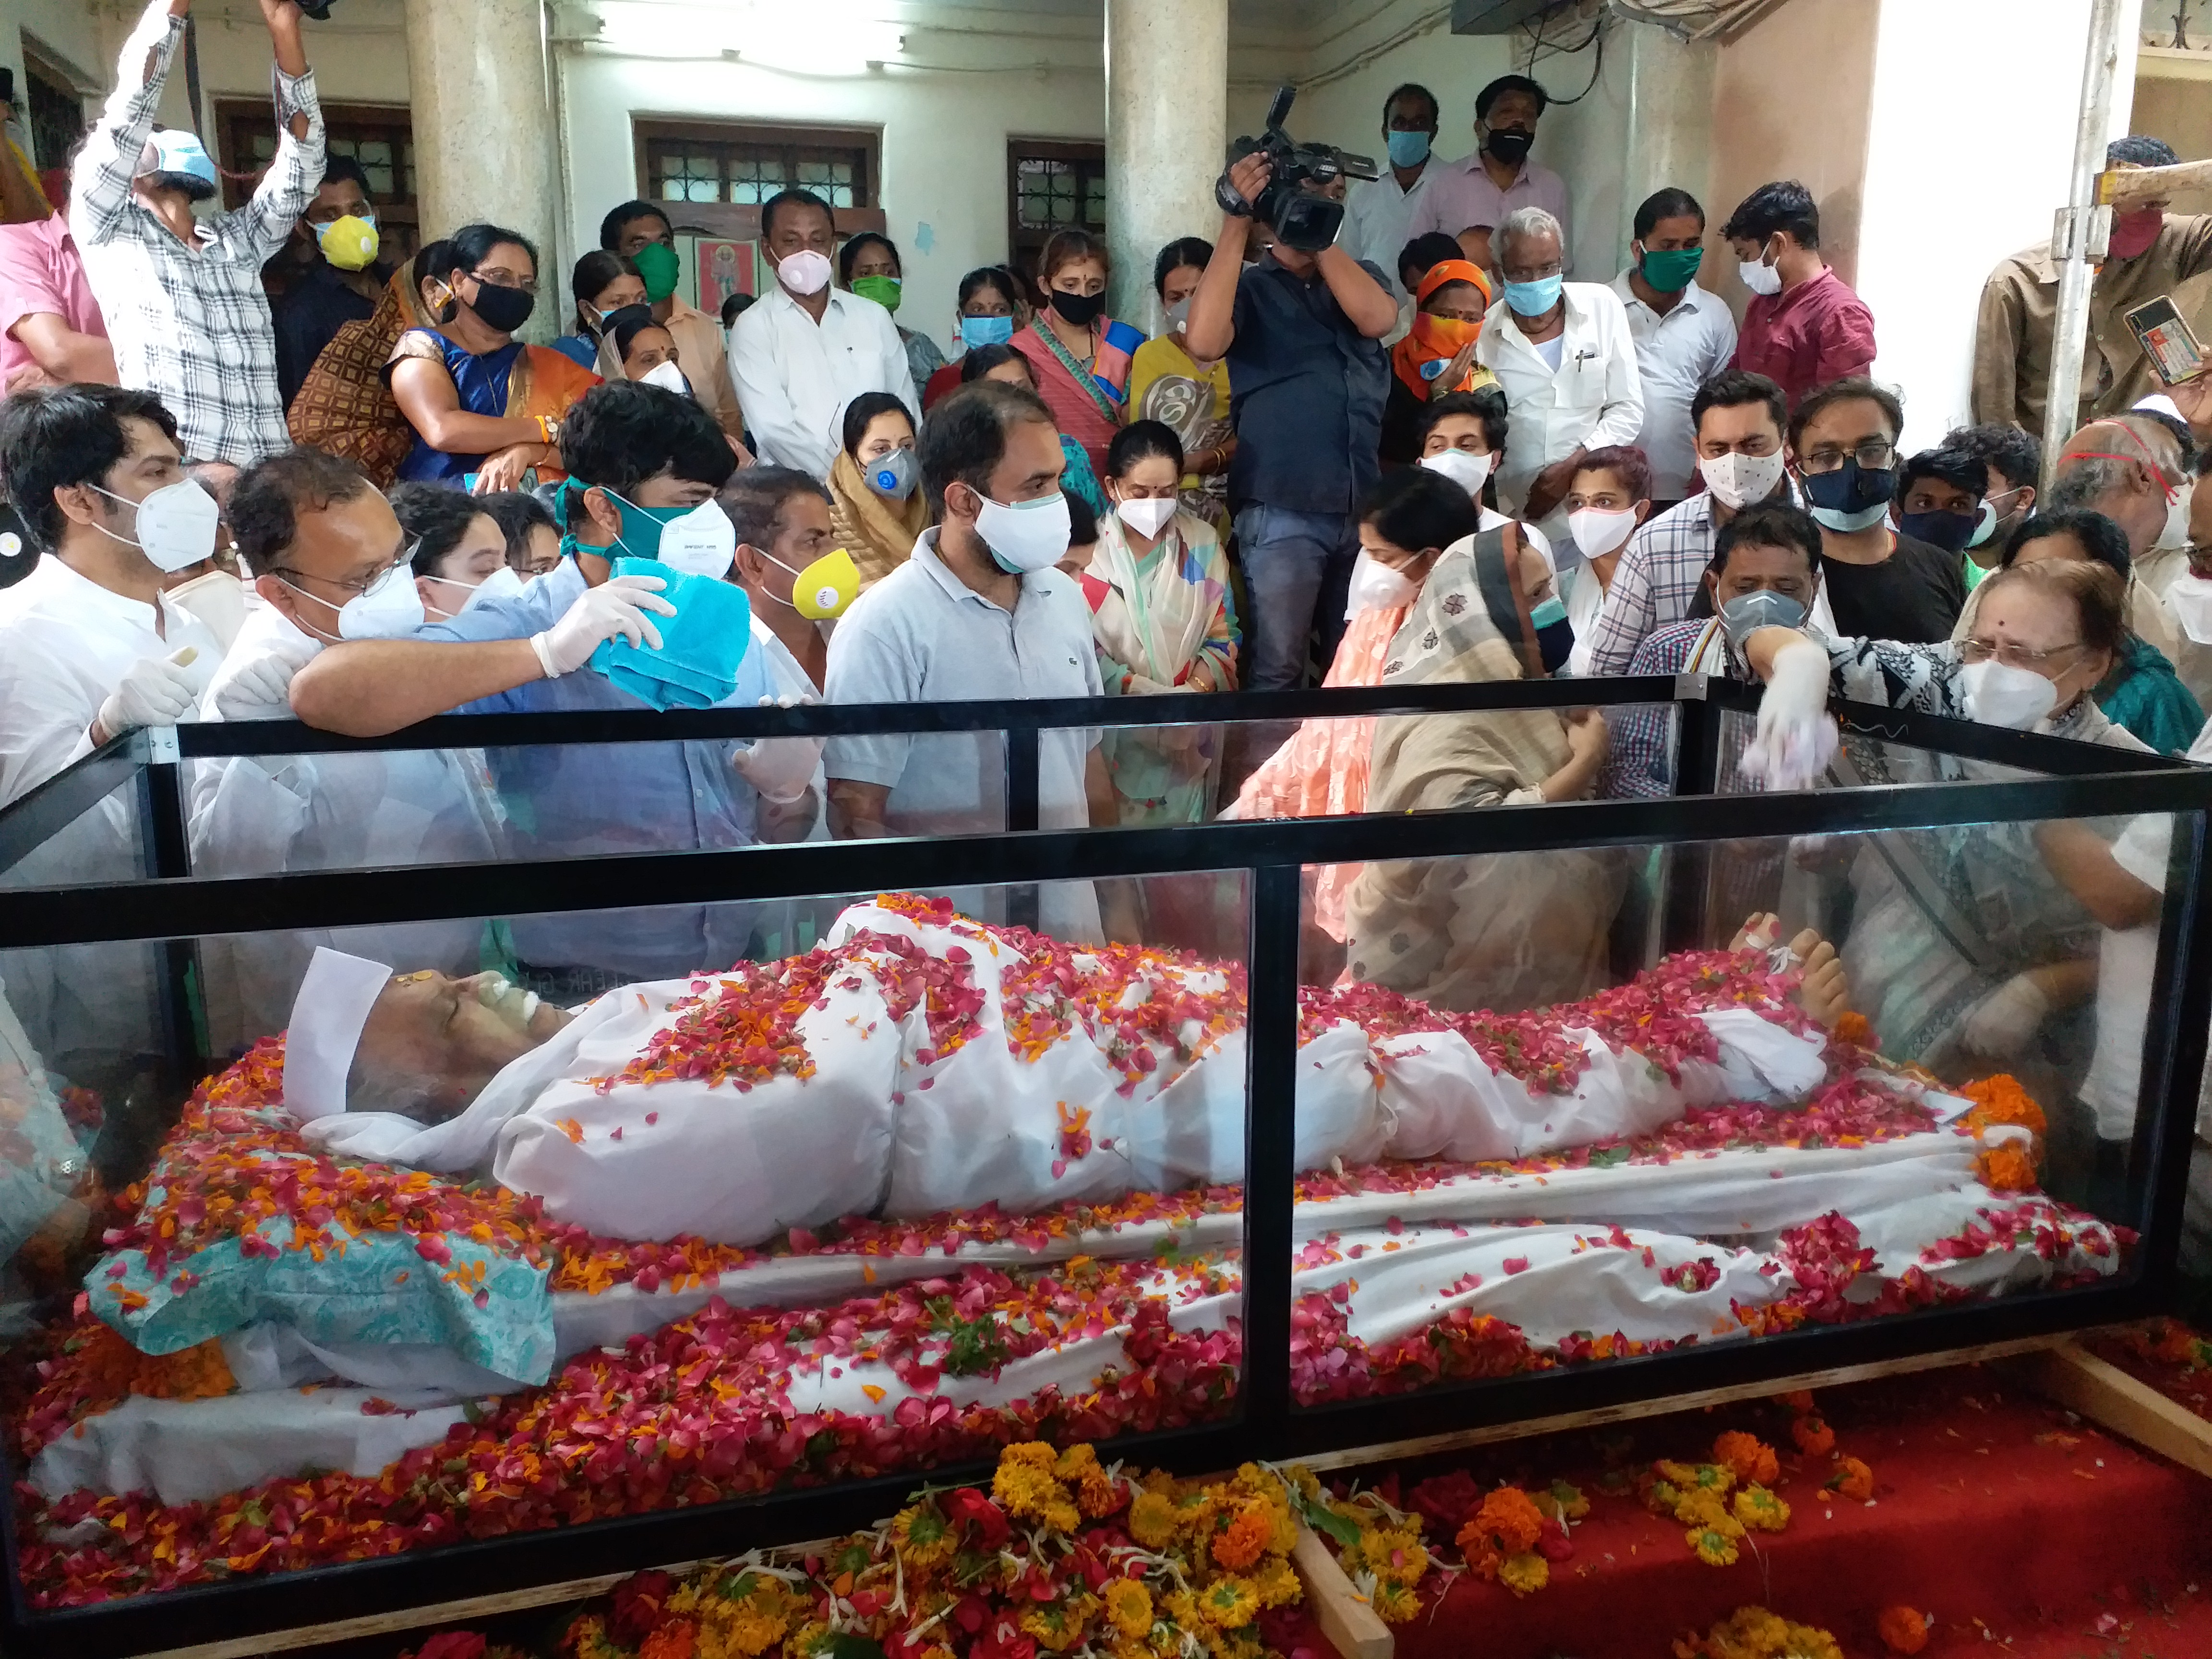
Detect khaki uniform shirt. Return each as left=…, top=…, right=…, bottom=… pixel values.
left=1972, top=215, right=2212, bottom=435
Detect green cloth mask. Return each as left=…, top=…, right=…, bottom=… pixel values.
left=851, top=274, right=902, bottom=313
left=1638, top=246, right=1703, bottom=293
left=633, top=240, right=681, bottom=304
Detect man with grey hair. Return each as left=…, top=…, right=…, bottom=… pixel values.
left=1475, top=205, right=1643, bottom=543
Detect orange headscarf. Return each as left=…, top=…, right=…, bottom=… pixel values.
left=1392, top=260, right=1494, bottom=399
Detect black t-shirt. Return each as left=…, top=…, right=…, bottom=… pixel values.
left=1820, top=534, right=1965, bottom=644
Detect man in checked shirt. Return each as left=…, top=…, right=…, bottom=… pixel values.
left=71, top=0, right=325, bottom=467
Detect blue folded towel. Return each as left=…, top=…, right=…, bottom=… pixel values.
left=589, top=557, right=752, bottom=711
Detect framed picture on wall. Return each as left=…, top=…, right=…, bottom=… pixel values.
left=695, top=239, right=757, bottom=313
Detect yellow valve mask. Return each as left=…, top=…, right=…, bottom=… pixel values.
left=774, top=547, right=860, bottom=620
left=315, top=213, right=381, bottom=272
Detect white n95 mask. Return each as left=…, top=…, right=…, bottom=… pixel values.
left=1117, top=496, right=1178, bottom=539
left=1345, top=550, right=1419, bottom=616
left=422, top=564, right=527, bottom=619
left=974, top=491, right=1071, bottom=574
left=655, top=501, right=739, bottom=579
left=1960, top=659, right=2058, bottom=731
left=336, top=561, right=429, bottom=640
left=2167, top=571, right=2212, bottom=644
left=1698, top=449, right=1787, bottom=511
left=637, top=359, right=692, bottom=398
left=1567, top=506, right=1638, bottom=560
left=91, top=478, right=221, bottom=573
left=1419, top=448, right=1493, bottom=500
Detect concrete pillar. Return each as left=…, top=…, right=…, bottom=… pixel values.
left=401, top=0, right=558, bottom=340
left=1105, top=0, right=1228, bottom=335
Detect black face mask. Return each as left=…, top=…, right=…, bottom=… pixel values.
left=1537, top=615, right=1575, bottom=674
left=1049, top=289, right=1106, bottom=328
left=1897, top=508, right=1979, bottom=553
left=1485, top=126, right=1536, bottom=166
left=466, top=278, right=536, bottom=335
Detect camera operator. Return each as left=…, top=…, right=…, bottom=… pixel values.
left=1185, top=150, right=1395, bottom=706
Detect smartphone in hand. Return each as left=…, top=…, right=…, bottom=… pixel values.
left=2125, top=294, right=2207, bottom=387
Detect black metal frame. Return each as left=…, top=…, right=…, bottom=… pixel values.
left=3, top=676, right=2210, bottom=1658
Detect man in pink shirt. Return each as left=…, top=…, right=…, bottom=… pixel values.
left=1723, top=180, right=1875, bottom=409
left=1405, top=74, right=1573, bottom=273
left=0, top=206, right=115, bottom=393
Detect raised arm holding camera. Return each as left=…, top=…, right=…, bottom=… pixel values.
left=1186, top=90, right=1397, bottom=707
left=70, top=0, right=326, bottom=465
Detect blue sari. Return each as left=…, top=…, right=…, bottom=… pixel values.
left=390, top=330, right=525, bottom=485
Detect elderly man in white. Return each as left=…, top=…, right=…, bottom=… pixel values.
left=728, top=189, right=917, bottom=480
left=1475, top=205, right=1644, bottom=550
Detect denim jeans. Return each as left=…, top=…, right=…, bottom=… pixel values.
left=1231, top=504, right=1363, bottom=692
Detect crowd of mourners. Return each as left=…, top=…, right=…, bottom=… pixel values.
left=5, top=0, right=2212, bottom=1095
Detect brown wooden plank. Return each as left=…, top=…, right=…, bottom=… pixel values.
left=2100, top=156, right=2212, bottom=208
left=2010, top=1338, right=2212, bottom=1479
left=1291, top=1521, right=1395, bottom=1659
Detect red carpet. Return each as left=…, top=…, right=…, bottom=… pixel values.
left=1351, top=1365, right=2212, bottom=1659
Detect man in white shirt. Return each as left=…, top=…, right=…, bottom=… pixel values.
left=0, top=384, right=223, bottom=809
left=728, top=189, right=918, bottom=480
left=1611, top=188, right=1736, bottom=507
left=1475, top=205, right=1643, bottom=544
left=1338, top=83, right=1450, bottom=305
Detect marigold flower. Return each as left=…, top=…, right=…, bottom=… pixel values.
left=1877, top=1605, right=1929, bottom=1654
left=1979, top=1143, right=2037, bottom=1192
left=639, top=1622, right=696, bottom=1659
left=890, top=1502, right=955, bottom=1569
left=1253, top=1556, right=1301, bottom=1608
left=1466, top=1486, right=1544, bottom=1558
left=1128, top=1491, right=1178, bottom=1550
left=1687, top=1526, right=1740, bottom=1566
left=1791, top=1416, right=1836, bottom=1457
left=1712, top=1432, right=1779, bottom=1487
left=1198, top=1575, right=1259, bottom=1629
left=1732, top=1485, right=1789, bottom=1533
left=1827, top=1456, right=1874, bottom=1502
left=1103, top=1578, right=1153, bottom=1640
left=1497, top=1551, right=1549, bottom=1597
left=1210, top=1501, right=1273, bottom=1571
left=1371, top=1580, right=1421, bottom=1621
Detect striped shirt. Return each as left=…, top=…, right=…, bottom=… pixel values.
left=71, top=3, right=324, bottom=464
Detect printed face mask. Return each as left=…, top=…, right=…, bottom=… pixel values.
left=1698, top=449, right=1787, bottom=511
left=1117, top=496, right=1178, bottom=539
left=89, top=478, right=220, bottom=573
left=1420, top=448, right=1494, bottom=500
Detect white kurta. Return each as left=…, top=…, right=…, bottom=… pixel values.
left=728, top=287, right=920, bottom=479
left=190, top=604, right=506, bottom=1046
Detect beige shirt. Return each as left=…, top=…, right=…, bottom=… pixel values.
left=1972, top=215, right=2212, bottom=435
left=661, top=293, right=745, bottom=444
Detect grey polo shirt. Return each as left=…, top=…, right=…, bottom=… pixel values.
left=823, top=527, right=1101, bottom=836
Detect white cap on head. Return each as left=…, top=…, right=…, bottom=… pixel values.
left=282, top=947, right=394, bottom=1122
left=2134, top=393, right=2186, bottom=425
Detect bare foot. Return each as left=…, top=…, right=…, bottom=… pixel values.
left=1790, top=926, right=1853, bottom=1030
left=1730, top=912, right=1781, bottom=954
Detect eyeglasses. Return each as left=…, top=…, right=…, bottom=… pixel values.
left=1799, top=440, right=1896, bottom=474
left=1959, top=637, right=2083, bottom=671
left=469, top=267, right=539, bottom=296
left=1501, top=260, right=1563, bottom=283
left=272, top=548, right=414, bottom=598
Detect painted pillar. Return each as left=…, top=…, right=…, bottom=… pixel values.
left=1105, top=0, right=1228, bottom=335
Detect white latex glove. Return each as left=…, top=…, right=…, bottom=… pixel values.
left=1961, top=972, right=2053, bottom=1058
left=733, top=692, right=823, bottom=805
left=211, top=639, right=317, bottom=719
left=529, top=574, right=675, bottom=678
left=96, top=646, right=205, bottom=740
left=1738, top=637, right=1839, bottom=792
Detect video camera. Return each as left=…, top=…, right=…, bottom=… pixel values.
left=1218, top=85, right=1379, bottom=252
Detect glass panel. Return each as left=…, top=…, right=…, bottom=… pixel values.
left=0, top=739, right=1249, bottom=1607
left=1284, top=787, right=2188, bottom=1406
left=1082, top=172, right=1108, bottom=227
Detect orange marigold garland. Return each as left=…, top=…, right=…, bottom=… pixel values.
left=1878, top=1604, right=1931, bottom=1654
left=1958, top=1074, right=2049, bottom=1191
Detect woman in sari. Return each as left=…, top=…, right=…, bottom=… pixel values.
left=387, top=224, right=599, bottom=493
left=1086, top=421, right=1238, bottom=827
left=284, top=255, right=429, bottom=487
left=1381, top=260, right=1495, bottom=466
left=826, top=391, right=929, bottom=590
left=1226, top=469, right=1603, bottom=981
left=1339, top=496, right=1617, bottom=1013
left=1127, top=238, right=1235, bottom=533
left=1012, top=230, right=1142, bottom=477
left=1742, top=556, right=2145, bottom=1074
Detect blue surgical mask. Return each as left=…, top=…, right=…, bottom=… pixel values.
left=961, top=314, right=1015, bottom=349
left=1503, top=274, right=1563, bottom=317
left=144, top=129, right=217, bottom=194
left=1385, top=130, right=1432, bottom=168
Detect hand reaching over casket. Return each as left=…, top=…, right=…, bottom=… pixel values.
left=1739, top=635, right=1839, bottom=793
